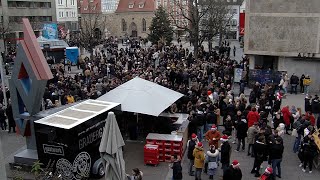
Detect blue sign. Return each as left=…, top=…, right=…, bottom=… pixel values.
left=42, top=24, right=58, bottom=39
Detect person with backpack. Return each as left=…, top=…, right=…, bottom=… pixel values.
left=206, top=145, right=219, bottom=179
left=170, top=155, right=182, bottom=180
left=259, top=167, right=276, bottom=180
left=187, top=133, right=199, bottom=176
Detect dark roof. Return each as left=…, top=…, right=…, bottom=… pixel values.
left=116, top=0, right=155, bottom=13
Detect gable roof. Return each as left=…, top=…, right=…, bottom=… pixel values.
left=116, top=0, right=155, bottom=13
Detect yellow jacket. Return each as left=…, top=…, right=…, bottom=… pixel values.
left=303, top=78, right=311, bottom=86
left=193, top=147, right=205, bottom=168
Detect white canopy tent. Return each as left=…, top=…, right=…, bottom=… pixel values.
left=97, top=77, right=184, bottom=116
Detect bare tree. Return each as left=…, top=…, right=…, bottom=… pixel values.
left=169, top=0, right=234, bottom=56
left=201, top=1, right=234, bottom=51
left=77, top=3, right=106, bottom=56
left=0, top=16, right=11, bottom=53
left=169, top=0, right=210, bottom=58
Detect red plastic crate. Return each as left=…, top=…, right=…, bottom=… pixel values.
left=144, top=144, right=159, bottom=166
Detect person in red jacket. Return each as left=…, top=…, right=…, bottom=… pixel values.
left=281, top=106, right=291, bottom=134
left=305, top=111, right=316, bottom=126
left=247, top=107, right=260, bottom=127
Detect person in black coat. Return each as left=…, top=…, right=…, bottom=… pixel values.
left=171, top=155, right=182, bottom=180
left=223, top=160, right=242, bottom=180
left=0, top=104, right=7, bottom=130
left=311, top=95, right=320, bottom=120
left=220, top=135, right=231, bottom=173
left=269, top=137, right=284, bottom=178
left=273, top=113, right=284, bottom=130
left=301, top=134, right=318, bottom=173
left=235, top=117, right=248, bottom=152
left=300, top=74, right=305, bottom=93
left=6, top=102, right=16, bottom=133
left=305, top=95, right=312, bottom=113
left=251, top=136, right=267, bottom=177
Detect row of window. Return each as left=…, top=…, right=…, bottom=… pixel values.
left=9, top=16, right=52, bottom=23
left=121, top=19, right=147, bottom=32
left=58, top=0, right=76, bottom=6
left=8, top=1, right=51, bottom=8
left=58, top=11, right=77, bottom=18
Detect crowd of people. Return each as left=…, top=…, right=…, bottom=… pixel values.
left=0, top=37, right=319, bottom=180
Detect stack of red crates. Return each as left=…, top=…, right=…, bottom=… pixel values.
left=144, top=144, right=159, bottom=166
left=146, top=133, right=183, bottom=162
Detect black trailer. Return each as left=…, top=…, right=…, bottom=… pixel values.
left=34, top=100, right=120, bottom=179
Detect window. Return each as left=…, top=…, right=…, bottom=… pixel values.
left=61, top=12, right=64, bottom=17
left=138, top=2, right=144, bottom=8
left=30, top=2, right=40, bottom=8
left=122, top=19, right=127, bottom=32
left=66, top=12, right=68, bottom=17
left=58, top=0, right=63, bottom=5
left=232, top=9, right=237, bottom=14
left=40, top=2, right=51, bottom=8
left=156, top=0, right=160, bottom=7
left=231, top=19, right=237, bottom=26
left=16, top=1, right=29, bottom=8
left=71, top=0, right=75, bottom=5
left=142, top=18, right=146, bottom=32
left=128, top=3, right=134, bottom=8
left=164, top=0, right=167, bottom=7
left=8, top=1, right=16, bottom=7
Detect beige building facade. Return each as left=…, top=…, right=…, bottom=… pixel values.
left=104, top=12, right=153, bottom=39
left=244, top=0, right=320, bottom=92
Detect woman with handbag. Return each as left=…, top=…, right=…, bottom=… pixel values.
left=206, top=145, right=219, bottom=179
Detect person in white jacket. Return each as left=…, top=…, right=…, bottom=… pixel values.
left=206, top=145, right=219, bottom=179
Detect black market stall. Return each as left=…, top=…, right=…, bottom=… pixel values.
left=34, top=100, right=120, bottom=179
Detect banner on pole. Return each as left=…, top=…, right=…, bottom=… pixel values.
left=234, top=68, right=243, bottom=83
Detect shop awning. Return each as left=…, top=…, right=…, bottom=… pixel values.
left=98, top=77, right=184, bottom=116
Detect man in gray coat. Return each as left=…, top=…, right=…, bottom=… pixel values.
left=247, top=122, right=259, bottom=157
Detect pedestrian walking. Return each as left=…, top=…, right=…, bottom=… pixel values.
left=170, top=155, right=182, bottom=180
left=247, top=122, right=259, bottom=157
left=259, top=167, right=276, bottom=180
left=251, top=136, right=267, bottom=177
left=301, top=134, right=318, bottom=173
left=311, top=95, right=320, bottom=121
left=233, top=46, right=236, bottom=57
left=0, top=104, right=7, bottom=130
left=206, top=145, right=219, bottom=179
left=269, top=137, right=284, bottom=178
left=303, top=75, right=311, bottom=95
left=187, top=133, right=199, bottom=176
left=290, top=73, right=299, bottom=94
left=223, top=160, right=242, bottom=180
left=6, top=101, right=16, bottom=133
left=300, top=74, right=305, bottom=93
left=247, top=107, right=260, bottom=127
left=220, top=135, right=231, bottom=173
left=205, top=124, right=221, bottom=148
left=281, top=105, right=291, bottom=134
left=193, top=142, right=205, bottom=180
left=235, top=116, right=248, bottom=152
